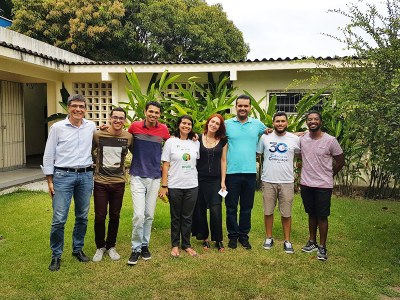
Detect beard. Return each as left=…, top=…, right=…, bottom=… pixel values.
left=237, top=112, right=248, bottom=120
left=274, top=126, right=287, bottom=134
left=308, top=124, right=322, bottom=132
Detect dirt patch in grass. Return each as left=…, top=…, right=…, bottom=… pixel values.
left=380, top=287, right=400, bottom=299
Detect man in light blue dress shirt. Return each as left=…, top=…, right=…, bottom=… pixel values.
left=42, top=94, right=96, bottom=271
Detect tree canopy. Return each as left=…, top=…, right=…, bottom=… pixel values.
left=317, top=0, right=400, bottom=198
left=10, top=0, right=249, bottom=61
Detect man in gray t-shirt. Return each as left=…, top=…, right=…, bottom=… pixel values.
left=257, top=112, right=300, bottom=254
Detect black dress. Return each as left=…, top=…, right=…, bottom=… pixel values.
left=192, top=134, right=227, bottom=242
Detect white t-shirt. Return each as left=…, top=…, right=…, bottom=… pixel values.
left=161, top=138, right=200, bottom=189
left=257, top=132, right=301, bottom=183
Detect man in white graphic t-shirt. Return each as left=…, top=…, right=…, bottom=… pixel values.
left=257, top=111, right=300, bottom=254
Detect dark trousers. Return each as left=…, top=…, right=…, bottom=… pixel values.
left=192, top=178, right=223, bottom=242
left=93, top=182, right=125, bottom=249
left=225, top=173, right=256, bottom=242
left=169, top=187, right=198, bottom=249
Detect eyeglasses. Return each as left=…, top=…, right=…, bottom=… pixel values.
left=69, top=104, right=86, bottom=109
left=111, top=116, right=125, bottom=121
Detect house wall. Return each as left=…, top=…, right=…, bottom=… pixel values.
left=59, top=69, right=320, bottom=125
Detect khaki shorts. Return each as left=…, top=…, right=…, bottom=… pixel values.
left=261, top=182, right=294, bottom=217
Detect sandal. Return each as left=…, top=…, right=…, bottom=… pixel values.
left=184, top=247, right=198, bottom=257
left=216, top=241, right=224, bottom=253
left=202, top=240, right=211, bottom=250
left=170, top=246, right=180, bottom=258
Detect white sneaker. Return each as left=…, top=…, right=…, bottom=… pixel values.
left=92, top=247, right=106, bottom=262
left=108, top=247, right=121, bottom=261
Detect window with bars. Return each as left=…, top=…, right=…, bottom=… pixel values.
left=73, top=82, right=113, bottom=127
left=267, top=90, right=329, bottom=113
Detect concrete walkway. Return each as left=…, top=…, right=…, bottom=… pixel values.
left=0, top=168, right=47, bottom=195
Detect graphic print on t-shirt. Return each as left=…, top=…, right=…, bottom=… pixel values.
left=103, top=146, right=122, bottom=168
left=182, top=153, right=191, bottom=161
left=98, top=137, right=129, bottom=176
left=268, top=141, right=289, bottom=162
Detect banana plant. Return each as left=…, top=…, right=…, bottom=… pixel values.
left=120, top=69, right=181, bottom=123
left=45, top=82, right=69, bottom=123
left=167, top=75, right=237, bottom=133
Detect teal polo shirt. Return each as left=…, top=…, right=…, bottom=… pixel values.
left=225, top=117, right=266, bottom=174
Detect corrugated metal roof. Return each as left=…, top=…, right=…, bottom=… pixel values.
left=1, top=40, right=356, bottom=66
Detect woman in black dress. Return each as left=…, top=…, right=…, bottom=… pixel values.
left=192, top=114, right=227, bottom=252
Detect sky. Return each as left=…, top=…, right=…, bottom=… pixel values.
left=205, top=0, right=373, bottom=60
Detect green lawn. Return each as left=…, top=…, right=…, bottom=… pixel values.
left=0, top=188, right=399, bottom=300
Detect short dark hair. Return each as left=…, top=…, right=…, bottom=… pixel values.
left=273, top=111, right=288, bottom=121
left=145, top=101, right=162, bottom=112
left=236, top=94, right=251, bottom=105
left=306, top=110, right=322, bottom=122
left=67, top=94, right=86, bottom=106
left=174, top=115, right=195, bottom=140
left=110, top=107, right=126, bottom=118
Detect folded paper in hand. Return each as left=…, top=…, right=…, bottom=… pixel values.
left=218, top=189, right=228, bottom=197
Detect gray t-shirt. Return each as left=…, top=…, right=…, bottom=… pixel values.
left=257, top=132, right=300, bottom=183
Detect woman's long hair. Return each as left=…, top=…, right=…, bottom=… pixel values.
left=203, top=113, right=226, bottom=141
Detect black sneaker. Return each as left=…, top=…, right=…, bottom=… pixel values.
left=127, top=251, right=140, bottom=265
left=228, top=239, right=237, bottom=249
left=317, top=246, right=328, bottom=261
left=263, top=237, right=274, bottom=250
left=239, top=239, right=252, bottom=250
left=141, top=246, right=151, bottom=260
left=283, top=241, right=294, bottom=254
left=301, top=240, right=318, bottom=253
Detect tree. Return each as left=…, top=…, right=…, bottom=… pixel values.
left=11, top=0, right=126, bottom=61
left=318, top=0, right=400, bottom=198
left=10, top=0, right=249, bottom=61
left=136, top=0, right=249, bottom=61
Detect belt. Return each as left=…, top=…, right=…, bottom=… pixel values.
left=55, top=166, right=93, bottom=173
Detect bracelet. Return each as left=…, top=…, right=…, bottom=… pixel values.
left=161, top=185, right=168, bottom=188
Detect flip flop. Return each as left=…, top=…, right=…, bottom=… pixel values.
left=202, top=240, right=211, bottom=250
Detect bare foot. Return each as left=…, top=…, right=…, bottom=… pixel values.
left=171, top=246, right=180, bottom=257
left=184, top=247, right=197, bottom=256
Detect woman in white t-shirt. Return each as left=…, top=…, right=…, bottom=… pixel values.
left=159, top=115, right=200, bottom=257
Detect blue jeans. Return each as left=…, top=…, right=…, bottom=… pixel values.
left=225, top=173, right=256, bottom=242
left=50, top=169, right=93, bottom=258
left=130, top=176, right=160, bottom=252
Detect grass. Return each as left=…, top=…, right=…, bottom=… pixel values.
left=0, top=188, right=400, bottom=300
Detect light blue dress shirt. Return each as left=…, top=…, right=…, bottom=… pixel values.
left=42, top=117, right=96, bottom=175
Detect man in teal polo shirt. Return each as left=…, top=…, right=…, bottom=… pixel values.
left=225, top=94, right=266, bottom=249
